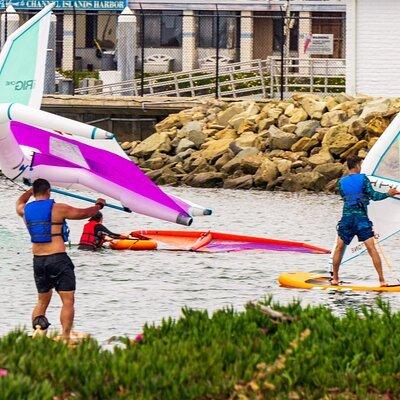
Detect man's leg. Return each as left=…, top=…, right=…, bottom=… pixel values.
left=58, top=291, right=75, bottom=340
left=32, top=290, right=52, bottom=323
left=331, top=237, right=346, bottom=285
left=364, top=238, right=387, bottom=286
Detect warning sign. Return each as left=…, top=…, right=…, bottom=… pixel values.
left=302, top=34, right=334, bottom=55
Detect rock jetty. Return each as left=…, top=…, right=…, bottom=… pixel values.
left=121, top=94, right=399, bottom=192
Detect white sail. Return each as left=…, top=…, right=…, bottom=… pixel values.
left=0, top=4, right=54, bottom=108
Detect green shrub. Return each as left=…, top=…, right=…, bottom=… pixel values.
left=1, top=299, right=398, bottom=399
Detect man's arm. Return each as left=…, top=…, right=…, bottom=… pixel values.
left=364, top=176, right=400, bottom=200
left=95, top=224, right=123, bottom=239
left=16, top=188, right=33, bottom=217
left=57, top=198, right=106, bottom=220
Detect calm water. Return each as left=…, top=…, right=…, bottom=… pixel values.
left=1, top=178, right=400, bottom=343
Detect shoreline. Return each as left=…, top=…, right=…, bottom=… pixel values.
left=121, top=94, right=398, bottom=192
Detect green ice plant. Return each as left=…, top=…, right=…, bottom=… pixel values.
left=1, top=299, right=400, bottom=399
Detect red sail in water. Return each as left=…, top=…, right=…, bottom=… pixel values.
left=125, top=230, right=330, bottom=253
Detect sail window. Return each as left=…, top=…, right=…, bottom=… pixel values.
left=374, top=132, right=400, bottom=182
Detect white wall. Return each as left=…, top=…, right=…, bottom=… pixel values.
left=347, top=0, right=400, bottom=96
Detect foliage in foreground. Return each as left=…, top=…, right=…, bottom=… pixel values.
left=1, top=299, right=400, bottom=399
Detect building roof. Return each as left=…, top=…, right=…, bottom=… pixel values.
left=128, top=0, right=346, bottom=12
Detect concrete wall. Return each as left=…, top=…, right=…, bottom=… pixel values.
left=347, top=0, right=400, bottom=96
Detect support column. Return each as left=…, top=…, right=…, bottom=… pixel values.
left=62, top=13, right=74, bottom=70
left=117, top=6, right=136, bottom=83
left=1, top=5, right=19, bottom=48
left=298, top=11, right=312, bottom=75
left=240, top=11, right=253, bottom=63
left=181, top=10, right=196, bottom=71
left=44, top=14, right=57, bottom=94
left=346, top=0, right=357, bottom=95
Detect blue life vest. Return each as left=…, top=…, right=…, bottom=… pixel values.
left=339, top=173, right=369, bottom=208
left=24, top=199, right=70, bottom=244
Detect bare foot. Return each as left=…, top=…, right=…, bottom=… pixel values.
left=330, top=279, right=340, bottom=286
left=380, top=281, right=388, bottom=287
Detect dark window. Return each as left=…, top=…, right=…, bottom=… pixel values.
left=86, top=12, right=98, bottom=48
left=55, top=12, right=64, bottom=68
left=197, top=11, right=240, bottom=49
left=273, top=12, right=299, bottom=52
left=140, top=11, right=182, bottom=48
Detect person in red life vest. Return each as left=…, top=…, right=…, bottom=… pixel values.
left=78, top=212, right=126, bottom=250
left=16, top=178, right=106, bottom=341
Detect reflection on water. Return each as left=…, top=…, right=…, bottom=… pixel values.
left=1, top=178, right=399, bottom=342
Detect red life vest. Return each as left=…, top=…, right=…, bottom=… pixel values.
left=79, top=220, right=104, bottom=249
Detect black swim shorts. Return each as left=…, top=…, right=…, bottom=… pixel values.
left=33, top=252, right=76, bottom=293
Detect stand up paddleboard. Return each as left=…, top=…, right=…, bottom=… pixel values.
left=278, top=272, right=400, bottom=292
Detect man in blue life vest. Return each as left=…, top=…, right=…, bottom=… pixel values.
left=331, top=155, right=400, bottom=286
left=16, top=178, right=106, bottom=341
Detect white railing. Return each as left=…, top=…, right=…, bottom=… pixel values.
left=74, top=57, right=345, bottom=98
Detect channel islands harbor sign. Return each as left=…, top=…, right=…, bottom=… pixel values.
left=0, top=0, right=127, bottom=10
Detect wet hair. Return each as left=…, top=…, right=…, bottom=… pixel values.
left=89, top=211, right=103, bottom=222
left=347, top=155, right=362, bottom=170
left=32, top=178, right=51, bottom=196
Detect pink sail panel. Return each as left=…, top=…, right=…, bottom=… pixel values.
left=11, top=121, right=190, bottom=219
left=131, top=230, right=330, bottom=253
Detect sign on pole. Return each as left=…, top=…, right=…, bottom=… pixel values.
left=302, top=33, right=334, bottom=55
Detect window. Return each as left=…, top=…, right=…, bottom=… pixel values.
left=140, top=11, right=182, bottom=48
left=273, top=12, right=299, bottom=52
left=86, top=12, right=98, bottom=48
left=197, top=11, right=240, bottom=49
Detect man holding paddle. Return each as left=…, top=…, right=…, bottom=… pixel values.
left=332, top=155, right=400, bottom=286
left=16, top=178, right=106, bottom=341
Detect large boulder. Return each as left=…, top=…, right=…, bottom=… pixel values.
left=240, top=154, right=265, bottom=175
left=176, top=138, right=195, bottom=154
left=267, top=107, right=284, bottom=120
left=188, top=172, right=227, bottom=188
left=217, top=105, right=245, bottom=126
left=142, top=156, right=165, bottom=170
left=131, top=132, right=171, bottom=158
left=326, top=133, right=358, bottom=156
left=281, top=124, right=297, bottom=133
left=269, top=126, right=298, bottom=150
left=221, top=147, right=259, bottom=174
left=295, top=120, right=320, bottom=138
left=223, top=175, right=254, bottom=190
left=257, top=117, right=276, bottom=132
left=214, top=152, right=234, bottom=171
left=300, top=96, right=326, bottom=119
left=314, top=163, right=344, bottom=181
left=291, top=137, right=319, bottom=153
left=340, top=140, right=368, bottom=159
left=308, top=150, right=334, bottom=166
left=281, top=171, right=327, bottom=192
left=348, top=118, right=366, bottom=137
left=366, top=116, right=390, bottom=136
left=289, top=108, right=308, bottom=124
left=234, top=132, right=259, bottom=149
left=214, top=127, right=238, bottom=140
left=155, top=114, right=181, bottom=132
left=360, top=98, right=390, bottom=119
left=321, top=110, right=347, bottom=127
left=198, top=138, right=233, bottom=162
left=273, top=158, right=292, bottom=175
left=179, top=121, right=203, bottom=137
left=253, top=158, right=279, bottom=187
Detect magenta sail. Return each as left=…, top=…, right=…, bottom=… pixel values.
left=11, top=121, right=193, bottom=225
